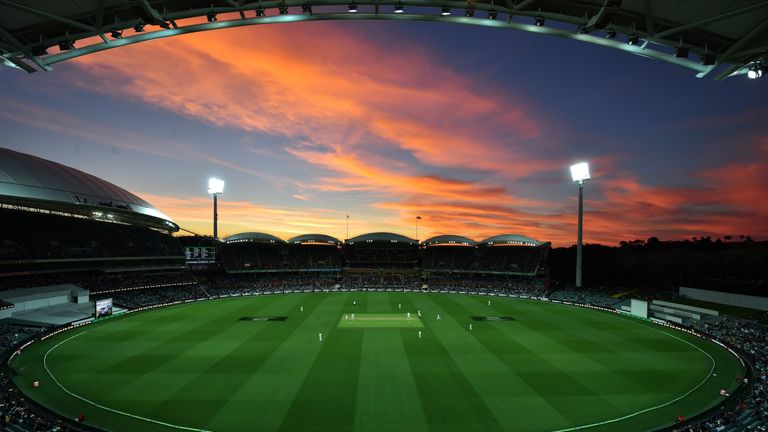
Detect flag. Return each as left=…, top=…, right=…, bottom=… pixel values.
left=416, top=216, right=421, bottom=220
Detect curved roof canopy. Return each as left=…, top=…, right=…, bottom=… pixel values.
left=478, top=234, right=544, bottom=247
left=422, top=235, right=476, bottom=246
left=223, top=232, right=286, bottom=244
left=1, top=1, right=766, bottom=80
left=0, top=147, right=177, bottom=231
left=347, top=232, right=417, bottom=244
left=287, top=233, right=341, bottom=245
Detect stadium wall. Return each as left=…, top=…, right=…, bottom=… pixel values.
left=679, top=287, right=768, bottom=311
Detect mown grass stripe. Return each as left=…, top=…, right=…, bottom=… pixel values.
left=44, top=331, right=211, bottom=432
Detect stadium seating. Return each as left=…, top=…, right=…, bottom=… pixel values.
left=0, top=208, right=183, bottom=261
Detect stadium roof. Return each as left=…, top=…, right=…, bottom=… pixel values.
left=223, top=232, right=286, bottom=244
left=477, top=234, right=545, bottom=247
left=2, top=1, right=766, bottom=80
left=287, top=234, right=341, bottom=245
left=422, top=235, right=476, bottom=247
left=347, top=232, right=417, bottom=244
left=0, top=147, right=178, bottom=231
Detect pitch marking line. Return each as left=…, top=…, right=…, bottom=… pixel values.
left=549, top=318, right=717, bottom=432
left=44, top=330, right=213, bottom=432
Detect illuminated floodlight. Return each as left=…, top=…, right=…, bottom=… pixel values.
left=570, top=162, right=591, bottom=183
left=394, top=3, right=404, bottom=13
left=348, top=3, right=358, bottom=12
left=747, top=63, right=763, bottom=79
left=208, top=177, right=225, bottom=194
left=441, top=6, right=451, bottom=16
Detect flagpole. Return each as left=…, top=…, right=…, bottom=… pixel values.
left=346, top=214, right=349, bottom=241
left=415, top=216, right=420, bottom=241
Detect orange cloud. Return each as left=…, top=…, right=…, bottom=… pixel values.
left=54, top=23, right=768, bottom=246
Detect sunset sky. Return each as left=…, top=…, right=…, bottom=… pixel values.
left=1, top=19, right=767, bottom=246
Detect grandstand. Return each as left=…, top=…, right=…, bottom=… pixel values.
left=220, top=232, right=287, bottom=272
left=422, top=234, right=549, bottom=276
left=344, top=232, right=419, bottom=269
left=286, top=234, right=343, bottom=272
left=1, top=149, right=765, bottom=432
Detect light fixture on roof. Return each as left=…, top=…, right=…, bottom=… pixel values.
left=206, top=12, right=218, bottom=22
left=605, top=28, right=616, bottom=39
left=464, top=4, right=475, bottom=17
left=747, top=63, right=764, bottom=79
left=278, top=2, right=289, bottom=14
left=441, top=6, right=451, bottom=16
left=348, top=3, right=358, bottom=12
left=534, top=15, right=545, bottom=26
left=394, top=2, right=404, bottom=13
left=488, top=10, right=497, bottom=20
left=110, top=30, right=123, bottom=39
left=133, top=22, right=146, bottom=32
left=58, top=40, right=75, bottom=51
left=302, top=3, right=312, bottom=13
left=674, top=46, right=689, bottom=58
left=701, top=53, right=715, bottom=65
left=256, top=6, right=266, bottom=16
left=627, top=33, right=639, bottom=45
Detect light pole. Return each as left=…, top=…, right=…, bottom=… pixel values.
left=570, top=162, right=591, bottom=289
left=415, top=216, right=421, bottom=241
left=208, top=178, right=225, bottom=239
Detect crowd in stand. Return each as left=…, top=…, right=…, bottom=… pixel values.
left=80, top=272, right=197, bottom=294
left=95, top=284, right=208, bottom=309
left=0, top=209, right=183, bottom=261
left=425, top=277, right=548, bottom=297
left=0, top=324, right=84, bottom=432
left=342, top=274, right=420, bottom=289
left=422, top=246, right=543, bottom=274
left=221, top=244, right=344, bottom=272
left=677, top=317, right=768, bottom=432
left=205, top=274, right=337, bottom=297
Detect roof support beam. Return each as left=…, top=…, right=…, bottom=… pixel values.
left=95, top=0, right=106, bottom=31
left=642, top=0, right=654, bottom=36
left=38, top=12, right=710, bottom=76
left=0, top=24, right=50, bottom=71
left=709, top=19, right=768, bottom=79
left=655, top=2, right=768, bottom=39
left=0, top=0, right=109, bottom=43
left=223, top=0, right=248, bottom=19
left=513, top=0, right=538, bottom=11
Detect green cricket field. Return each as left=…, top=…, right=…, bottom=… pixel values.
left=10, top=292, right=744, bottom=432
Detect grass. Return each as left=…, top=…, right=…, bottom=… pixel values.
left=11, top=292, right=744, bottom=432
left=338, top=313, right=424, bottom=328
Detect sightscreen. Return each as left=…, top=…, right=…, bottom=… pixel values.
left=630, top=299, right=649, bottom=319
left=95, top=298, right=113, bottom=318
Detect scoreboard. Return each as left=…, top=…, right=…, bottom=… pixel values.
left=185, top=246, right=216, bottom=264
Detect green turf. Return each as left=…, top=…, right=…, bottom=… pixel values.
left=338, top=313, right=424, bottom=328
left=11, top=293, right=744, bottom=432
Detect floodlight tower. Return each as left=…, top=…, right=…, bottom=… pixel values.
left=208, top=178, right=225, bottom=239
left=570, top=162, right=591, bottom=289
